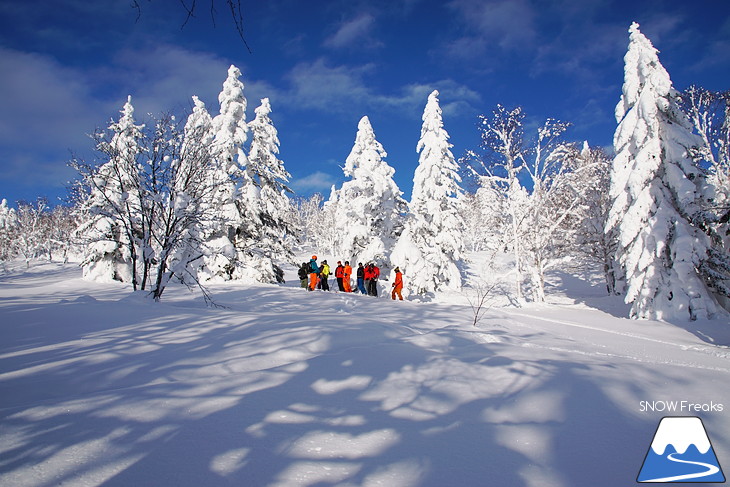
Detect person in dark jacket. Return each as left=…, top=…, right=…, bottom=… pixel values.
left=356, top=263, right=367, bottom=294
left=298, top=262, right=309, bottom=289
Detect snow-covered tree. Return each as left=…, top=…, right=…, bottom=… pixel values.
left=607, top=22, right=722, bottom=320
left=74, top=96, right=145, bottom=287
left=467, top=104, right=528, bottom=301
left=329, top=116, right=406, bottom=265
left=295, top=192, right=336, bottom=254
left=569, top=143, right=620, bottom=295
left=14, top=198, right=51, bottom=267
left=458, top=188, right=504, bottom=253
left=392, top=90, right=463, bottom=295
left=147, top=106, right=228, bottom=301
left=200, top=65, right=249, bottom=281
left=236, top=97, right=295, bottom=283
left=679, top=87, right=730, bottom=306
left=0, top=199, right=18, bottom=262
left=518, top=120, right=580, bottom=302
left=681, top=86, right=730, bottom=204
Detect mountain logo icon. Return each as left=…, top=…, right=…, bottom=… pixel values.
left=637, top=416, right=725, bottom=483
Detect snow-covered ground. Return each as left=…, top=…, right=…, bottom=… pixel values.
left=1, top=259, right=729, bottom=486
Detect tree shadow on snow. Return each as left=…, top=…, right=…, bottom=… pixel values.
left=0, top=284, right=687, bottom=487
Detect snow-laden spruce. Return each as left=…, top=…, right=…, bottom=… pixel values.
left=392, top=90, right=463, bottom=295
left=199, top=65, right=250, bottom=281
left=607, top=23, right=721, bottom=320
left=328, top=116, right=406, bottom=265
left=236, top=97, right=295, bottom=283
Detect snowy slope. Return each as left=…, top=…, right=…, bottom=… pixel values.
left=1, top=261, right=729, bottom=487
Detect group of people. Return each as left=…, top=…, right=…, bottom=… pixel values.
left=298, top=256, right=404, bottom=300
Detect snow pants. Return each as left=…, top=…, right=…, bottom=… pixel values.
left=321, top=277, right=330, bottom=291
left=300, top=278, right=308, bottom=289
left=357, top=278, right=366, bottom=294
left=309, top=273, right=318, bottom=291
left=343, top=277, right=352, bottom=293
left=391, top=285, right=403, bottom=300
left=336, top=278, right=344, bottom=292
left=367, top=279, right=378, bottom=296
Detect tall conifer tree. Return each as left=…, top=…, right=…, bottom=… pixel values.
left=607, top=23, right=719, bottom=320
left=392, top=90, right=463, bottom=295
left=328, top=116, right=406, bottom=264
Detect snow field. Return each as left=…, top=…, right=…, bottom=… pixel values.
left=1, top=261, right=729, bottom=486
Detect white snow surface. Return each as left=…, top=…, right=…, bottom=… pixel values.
left=1, top=258, right=730, bottom=487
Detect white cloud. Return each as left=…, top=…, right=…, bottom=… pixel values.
left=381, top=81, right=482, bottom=117
left=103, top=45, right=236, bottom=116
left=281, top=57, right=480, bottom=120
left=446, top=0, right=537, bottom=54
left=324, top=13, right=380, bottom=49
left=291, top=171, right=337, bottom=193
left=0, top=47, right=107, bottom=189
left=284, top=58, right=375, bottom=112
left=0, top=43, right=273, bottom=197
left=0, top=47, right=103, bottom=148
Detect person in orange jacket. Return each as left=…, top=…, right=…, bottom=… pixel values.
left=391, top=266, right=403, bottom=300
left=343, top=261, right=353, bottom=292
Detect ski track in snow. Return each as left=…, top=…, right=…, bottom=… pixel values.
left=500, top=309, right=730, bottom=372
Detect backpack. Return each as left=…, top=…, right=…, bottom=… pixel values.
left=298, top=265, right=308, bottom=280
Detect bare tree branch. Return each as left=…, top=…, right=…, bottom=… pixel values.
left=131, top=0, right=252, bottom=53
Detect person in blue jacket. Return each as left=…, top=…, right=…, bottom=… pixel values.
left=308, top=255, right=320, bottom=291
left=357, top=263, right=367, bottom=294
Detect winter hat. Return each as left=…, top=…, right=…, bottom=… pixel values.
left=312, top=255, right=317, bottom=260
left=323, top=260, right=327, bottom=264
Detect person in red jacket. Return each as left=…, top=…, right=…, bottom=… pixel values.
left=343, top=261, right=353, bottom=292
left=370, top=263, right=380, bottom=296
left=391, top=267, right=403, bottom=300
left=335, top=261, right=345, bottom=291
left=363, top=263, right=374, bottom=295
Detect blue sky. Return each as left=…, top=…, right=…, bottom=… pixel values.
left=0, top=0, right=728, bottom=206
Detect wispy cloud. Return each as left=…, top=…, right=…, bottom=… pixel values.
left=0, top=43, right=268, bottom=197
left=445, top=0, right=537, bottom=55
left=291, top=171, right=337, bottom=193
left=281, top=57, right=480, bottom=119
left=324, top=13, right=381, bottom=49
left=101, top=45, right=235, bottom=117
left=283, top=58, right=375, bottom=112
left=0, top=47, right=106, bottom=190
